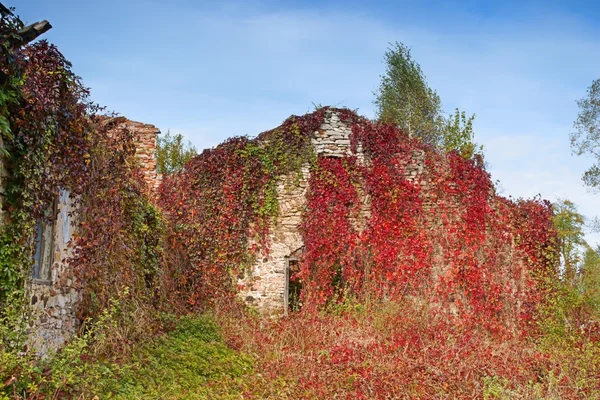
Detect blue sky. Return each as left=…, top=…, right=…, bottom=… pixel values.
left=14, top=0, right=600, bottom=244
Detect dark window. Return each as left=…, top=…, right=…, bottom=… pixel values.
left=32, top=203, right=56, bottom=282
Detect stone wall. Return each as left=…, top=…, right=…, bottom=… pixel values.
left=311, top=112, right=354, bottom=158
left=27, top=190, right=79, bottom=355
left=25, top=118, right=160, bottom=355
left=126, top=120, right=161, bottom=192
left=238, top=111, right=436, bottom=314
left=101, top=118, right=161, bottom=192
left=240, top=111, right=370, bottom=313
left=241, top=166, right=310, bottom=314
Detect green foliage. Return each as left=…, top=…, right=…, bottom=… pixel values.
left=552, top=199, right=586, bottom=283
left=482, top=376, right=513, bottom=399
left=533, top=273, right=600, bottom=398
left=0, top=298, right=125, bottom=399
left=443, top=108, right=482, bottom=159
left=1, top=302, right=243, bottom=400
left=374, top=42, right=445, bottom=145
left=2, top=312, right=253, bottom=399
left=580, top=245, right=600, bottom=314
left=0, top=288, right=28, bottom=351
left=374, top=43, right=482, bottom=159
left=127, top=194, right=165, bottom=296
left=537, top=275, right=586, bottom=342
left=105, top=314, right=253, bottom=399
left=571, top=78, right=600, bottom=188
left=0, top=82, right=20, bottom=153
left=156, top=130, right=197, bottom=175
left=549, top=199, right=599, bottom=318
left=0, top=6, right=23, bottom=151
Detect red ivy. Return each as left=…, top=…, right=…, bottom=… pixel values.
left=159, top=108, right=559, bottom=337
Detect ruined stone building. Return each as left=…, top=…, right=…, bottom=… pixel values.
left=237, top=111, right=365, bottom=313
left=2, top=108, right=545, bottom=353
left=0, top=119, right=160, bottom=354
left=234, top=110, right=494, bottom=317
left=234, top=110, right=430, bottom=315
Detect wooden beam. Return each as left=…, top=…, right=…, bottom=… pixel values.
left=0, top=3, right=12, bottom=16
left=0, top=4, right=52, bottom=85
left=0, top=3, right=52, bottom=49
left=12, top=20, right=52, bottom=48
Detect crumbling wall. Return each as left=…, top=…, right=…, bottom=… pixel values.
left=127, top=120, right=161, bottom=191
left=239, top=111, right=434, bottom=314
left=240, top=112, right=371, bottom=313
left=27, top=190, right=79, bottom=355
left=241, top=166, right=310, bottom=314
left=311, top=112, right=355, bottom=158
left=26, top=118, right=160, bottom=355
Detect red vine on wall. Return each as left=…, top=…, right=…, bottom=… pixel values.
left=1, top=35, right=165, bottom=328
left=159, top=107, right=558, bottom=336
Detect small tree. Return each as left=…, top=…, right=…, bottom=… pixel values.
left=374, top=42, right=444, bottom=145
left=443, top=108, right=482, bottom=159
left=374, top=42, right=482, bottom=158
left=580, top=245, right=600, bottom=314
left=571, top=78, right=600, bottom=189
left=156, top=130, right=197, bottom=175
left=552, top=199, right=586, bottom=283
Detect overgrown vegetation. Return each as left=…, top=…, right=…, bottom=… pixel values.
left=5, top=298, right=600, bottom=399
left=0, top=4, right=168, bottom=393
left=0, top=9, right=103, bottom=347
left=160, top=106, right=557, bottom=335
left=1, top=4, right=600, bottom=399
left=159, top=109, right=334, bottom=309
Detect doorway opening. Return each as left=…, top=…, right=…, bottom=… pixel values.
left=284, top=247, right=304, bottom=315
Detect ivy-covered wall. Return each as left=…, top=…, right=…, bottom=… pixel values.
left=239, top=112, right=431, bottom=313
left=17, top=119, right=161, bottom=355
left=239, top=111, right=365, bottom=312
left=160, top=107, right=557, bottom=337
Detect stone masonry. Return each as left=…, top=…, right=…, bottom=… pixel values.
left=127, top=120, right=161, bottom=191
left=238, top=111, right=432, bottom=315
left=27, top=190, right=79, bottom=354
left=239, top=112, right=361, bottom=314
left=24, top=118, right=161, bottom=355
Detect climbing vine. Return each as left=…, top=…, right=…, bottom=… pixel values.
left=68, top=118, right=165, bottom=321
left=160, top=107, right=558, bottom=336
left=0, top=36, right=100, bottom=345
left=159, top=110, right=329, bottom=309
left=0, top=11, right=165, bottom=347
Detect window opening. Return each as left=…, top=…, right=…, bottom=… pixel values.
left=32, top=201, right=56, bottom=282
